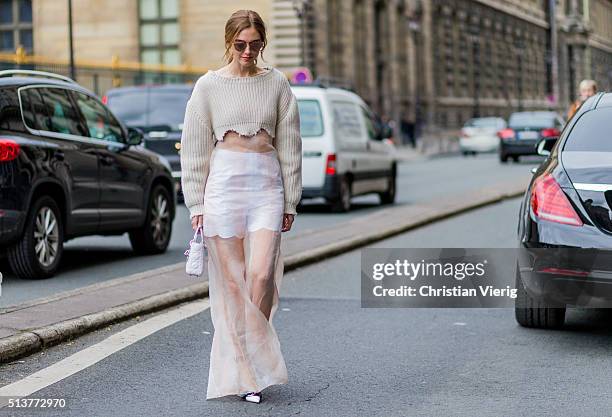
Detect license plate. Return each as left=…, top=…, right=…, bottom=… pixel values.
left=518, top=131, right=539, bottom=140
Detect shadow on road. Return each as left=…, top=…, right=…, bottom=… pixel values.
left=562, top=308, right=612, bottom=334
left=0, top=247, right=158, bottom=281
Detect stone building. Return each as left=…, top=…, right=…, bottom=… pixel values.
left=27, top=0, right=274, bottom=69
left=0, top=0, right=609, bottom=131
left=303, top=0, right=612, bottom=131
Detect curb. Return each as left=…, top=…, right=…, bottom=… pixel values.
left=0, top=186, right=525, bottom=364
left=283, top=188, right=524, bottom=269
left=0, top=283, right=207, bottom=363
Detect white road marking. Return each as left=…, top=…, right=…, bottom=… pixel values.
left=0, top=299, right=210, bottom=408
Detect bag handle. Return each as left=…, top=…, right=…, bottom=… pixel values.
left=184, top=225, right=205, bottom=257
left=192, top=225, right=203, bottom=243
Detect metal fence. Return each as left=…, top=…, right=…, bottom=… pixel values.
left=0, top=48, right=207, bottom=97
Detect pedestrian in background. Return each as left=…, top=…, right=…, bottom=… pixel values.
left=567, top=79, right=598, bottom=120
left=180, top=9, right=302, bottom=404
left=400, top=115, right=416, bottom=148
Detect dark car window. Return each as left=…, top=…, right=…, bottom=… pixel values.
left=0, top=87, right=26, bottom=132
left=73, top=91, right=124, bottom=143
left=107, top=88, right=191, bottom=133
left=37, top=88, right=87, bottom=137
left=563, top=108, right=612, bottom=152
left=508, top=113, right=556, bottom=129
left=21, top=88, right=49, bottom=131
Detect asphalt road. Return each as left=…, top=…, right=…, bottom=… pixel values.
left=0, top=153, right=539, bottom=307
left=3, top=197, right=612, bottom=417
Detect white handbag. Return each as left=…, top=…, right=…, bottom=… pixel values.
left=185, top=225, right=206, bottom=277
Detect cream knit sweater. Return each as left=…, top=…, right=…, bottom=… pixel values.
left=179, top=66, right=302, bottom=218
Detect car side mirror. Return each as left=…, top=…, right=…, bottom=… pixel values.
left=126, top=127, right=144, bottom=146
left=536, top=136, right=558, bottom=156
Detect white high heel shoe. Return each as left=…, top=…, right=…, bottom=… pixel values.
left=238, top=391, right=262, bottom=403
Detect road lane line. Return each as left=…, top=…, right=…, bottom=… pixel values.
left=0, top=298, right=210, bottom=408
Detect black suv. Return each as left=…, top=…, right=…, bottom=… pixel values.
left=0, top=70, right=176, bottom=279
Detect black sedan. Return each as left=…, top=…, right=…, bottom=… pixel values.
left=516, top=92, right=612, bottom=329
left=498, top=111, right=565, bottom=163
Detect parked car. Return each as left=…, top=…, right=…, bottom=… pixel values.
left=515, top=92, right=612, bottom=329
left=292, top=84, right=397, bottom=212
left=0, top=70, right=176, bottom=279
left=498, top=111, right=565, bottom=163
left=459, top=117, right=506, bottom=155
left=105, top=84, right=193, bottom=200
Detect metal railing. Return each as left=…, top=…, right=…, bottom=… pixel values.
left=0, top=47, right=208, bottom=96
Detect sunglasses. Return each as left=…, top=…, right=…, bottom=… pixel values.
left=233, top=39, right=264, bottom=53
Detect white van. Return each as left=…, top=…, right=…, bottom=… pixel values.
left=292, top=85, right=397, bottom=212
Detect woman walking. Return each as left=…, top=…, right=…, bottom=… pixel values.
left=567, top=79, right=597, bottom=120
left=180, top=10, right=302, bottom=404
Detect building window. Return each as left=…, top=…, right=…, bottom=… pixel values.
left=0, top=0, right=32, bottom=52
left=138, top=0, right=180, bottom=66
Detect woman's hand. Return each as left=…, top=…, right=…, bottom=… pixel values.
left=281, top=213, right=294, bottom=232
left=191, top=214, right=203, bottom=231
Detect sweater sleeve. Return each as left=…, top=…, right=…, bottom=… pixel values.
left=180, top=84, right=216, bottom=219
left=275, top=82, right=303, bottom=215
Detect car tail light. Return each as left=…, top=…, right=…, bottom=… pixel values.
left=541, top=128, right=560, bottom=138
left=0, top=139, right=20, bottom=162
left=325, top=153, right=336, bottom=175
left=102, top=95, right=108, bottom=105
left=497, top=128, right=515, bottom=140
left=538, top=267, right=589, bottom=277
left=530, top=174, right=583, bottom=226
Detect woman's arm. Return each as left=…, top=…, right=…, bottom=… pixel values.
left=180, top=85, right=215, bottom=219
left=275, top=82, right=302, bottom=216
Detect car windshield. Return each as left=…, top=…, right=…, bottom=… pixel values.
left=563, top=108, right=612, bottom=152
left=107, top=88, right=192, bottom=133
left=508, top=113, right=555, bottom=129
left=297, top=99, right=324, bottom=137
left=464, top=118, right=504, bottom=128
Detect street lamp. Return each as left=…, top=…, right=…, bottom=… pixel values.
left=292, top=0, right=310, bottom=68
left=406, top=3, right=423, bottom=139
left=514, top=37, right=525, bottom=112
left=467, top=19, right=481, bottom=118
left=68, top=0, right=76, bottom=81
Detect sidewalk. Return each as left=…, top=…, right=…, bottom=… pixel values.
left=0, top=175, right=529, bottom=363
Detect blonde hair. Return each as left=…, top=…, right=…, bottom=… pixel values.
left=579, top=79, right=598, bottom=93
left=223, top=10, right=267, bottom=64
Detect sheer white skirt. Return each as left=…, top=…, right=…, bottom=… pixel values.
left=203, top=147, right=288, bottom=399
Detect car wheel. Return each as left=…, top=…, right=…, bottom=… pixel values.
left=331, top=176, right=351, bottom=212
left=499, top=153, right=508, bottom=163
left=379, top=172, right=396, bottom=205
left=512, top=155, right=520, bottom=163
left=8, top=195, right=64, bottom=279
left=515, top=266, right=565, bottom=329
left=129, top=184, right=173, bottom=255
left=462, top=150, right=469, bottom=157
